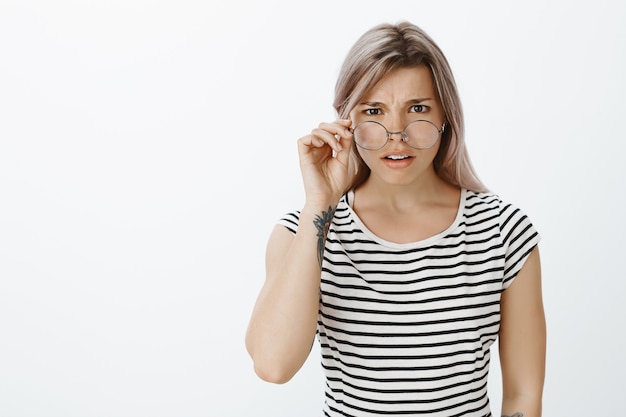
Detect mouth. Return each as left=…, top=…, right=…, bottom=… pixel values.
left=383, top=154, right=413, bottom=160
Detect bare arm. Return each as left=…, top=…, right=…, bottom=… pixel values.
left=245, top=120, right=353, bottom=384
left=499, top=247, right=546, bottom=417
left=245, top=205, right=333, bottom=383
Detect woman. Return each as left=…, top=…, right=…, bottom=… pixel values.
left=246, top=21, right=546, bottom=417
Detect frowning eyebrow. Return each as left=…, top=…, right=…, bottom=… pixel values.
left=358, top=98, right=433, bottom=107
left=406, top=98, right=433, bottom=105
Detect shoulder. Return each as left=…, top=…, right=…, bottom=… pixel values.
left=462, top=190, right=505, bottom=227
left=464, top=190, right=531, bottom=224
left=464, top=189, right=501, bottom=213
left=463, top=189, right=541, bottom=285
left=277, top=211, right=301, bottom=235
left=463, top=189, right=540, bottom=246
left=471, top=190, right=541, bottom=283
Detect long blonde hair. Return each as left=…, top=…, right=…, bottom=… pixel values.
left=334, top=21, right=487, bottom=193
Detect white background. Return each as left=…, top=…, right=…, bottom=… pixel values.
left=1, top=0, right=625, bottom=415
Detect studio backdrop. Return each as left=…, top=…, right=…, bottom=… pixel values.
left=1, top=0, right=624, bottom=415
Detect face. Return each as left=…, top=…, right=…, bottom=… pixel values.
left=349, top=65, right=445, bottom=187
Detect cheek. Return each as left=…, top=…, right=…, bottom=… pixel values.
left=355, top=147, right=374, bottom=167
left=430, top=138, right=444, bottom=161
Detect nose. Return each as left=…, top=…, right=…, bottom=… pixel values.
left=387, top=130, right=404, bottom=141
left=386, top=116, right=406, bottom=142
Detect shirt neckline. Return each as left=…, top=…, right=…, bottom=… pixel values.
left=344, top=188, right=467, bottom=249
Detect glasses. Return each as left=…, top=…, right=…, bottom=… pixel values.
left=350, top=120, right=445, bottom=151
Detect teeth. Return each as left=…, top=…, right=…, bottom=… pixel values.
left=386, top=155, right=409, bottom=160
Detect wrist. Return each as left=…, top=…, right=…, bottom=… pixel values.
left=303, top=201, right=338, bottom=216
left=304, top=193, right=343, bottom=212
left=299, top=204, right=337, bottom=268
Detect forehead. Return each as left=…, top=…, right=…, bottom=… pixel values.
left=362, top=65, right=435, bottom=102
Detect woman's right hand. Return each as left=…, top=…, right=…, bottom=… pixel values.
left=297, top=119, right=355, bottom=207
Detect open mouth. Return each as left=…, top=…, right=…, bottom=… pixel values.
left=384, top=155, right=412, bottom=160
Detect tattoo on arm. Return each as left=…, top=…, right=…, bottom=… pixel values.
left=502, top=413, right=524, bottom=417
left=313, top=206, right=335, bottom=267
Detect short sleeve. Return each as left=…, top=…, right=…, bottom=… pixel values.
left=277, top=211, right=300, bottom=235
left=499, top=201, right=541, bottom=290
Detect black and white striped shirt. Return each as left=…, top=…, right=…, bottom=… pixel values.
left=278, top=189, right=540, bottom=417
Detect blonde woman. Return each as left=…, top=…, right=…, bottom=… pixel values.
left=246, top=21, right=546, bottom=417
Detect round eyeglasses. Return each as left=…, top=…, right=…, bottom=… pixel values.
left=350, top=120, right=445, bottom=151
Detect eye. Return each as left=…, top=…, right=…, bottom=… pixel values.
left=364, top=108, right=381, bottom=116
left=410, top=104, right=428, bottom=113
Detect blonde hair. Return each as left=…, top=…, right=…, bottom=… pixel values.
left=334, top=21, right=487, bottom=193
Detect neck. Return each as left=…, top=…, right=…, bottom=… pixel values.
left=356, top=170, right=458, bottom=212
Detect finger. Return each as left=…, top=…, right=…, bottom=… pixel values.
left=310, top=128, right=344, bottom=152
left=298, top=133, right=325, bottom=148
left=298, top=135, right=335, bottom=163
left=317, top=121, right=353, bottom=139
left=337, top=119, right=353, bottom=129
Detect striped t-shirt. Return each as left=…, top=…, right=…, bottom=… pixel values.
left=277, top=189, right=540, bottom=417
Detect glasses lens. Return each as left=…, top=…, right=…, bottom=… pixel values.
left=405, top=120, right=441, bottom=149
left=353, top=122, right=387, bottom=150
